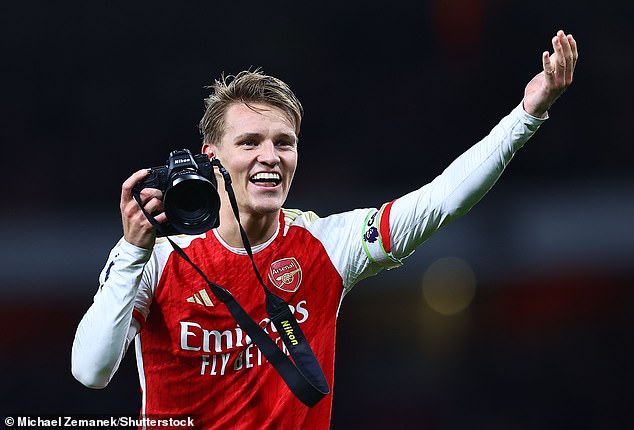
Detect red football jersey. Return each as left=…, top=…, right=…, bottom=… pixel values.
left=135, top=210, right=356, bottom=429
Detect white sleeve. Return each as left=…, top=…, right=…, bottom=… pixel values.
left=300, top=208, right=381, bottom=292
left=71, top=239, right=153, bottom=388
left=361, top=103, right=547, bottom=268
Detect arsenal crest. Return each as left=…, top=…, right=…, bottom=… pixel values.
left=268, top=257, right=302, bottom=293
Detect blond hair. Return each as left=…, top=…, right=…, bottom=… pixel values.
left=199, top=70, right=303, bottom=145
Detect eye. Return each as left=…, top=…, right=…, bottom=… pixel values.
left=239, top=140, right=257, bottom=148
left=275, top=139, right=296, bottom=149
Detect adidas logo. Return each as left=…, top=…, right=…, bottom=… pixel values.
left=186, top=289, right=214, bottom=307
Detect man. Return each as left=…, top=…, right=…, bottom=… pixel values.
left=72, top=30, right=578, bottom=429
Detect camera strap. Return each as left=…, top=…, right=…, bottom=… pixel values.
left=133, top=159, right=329, bottom=408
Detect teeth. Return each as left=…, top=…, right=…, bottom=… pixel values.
left=251, top=172, right=281, bottom=181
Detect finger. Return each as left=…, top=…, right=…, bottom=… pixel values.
left=542, top=51, right=555, bottom=81
left=136, top=197, right=167, bottom=230
left=567, top=34, right=579, bottom=69
left=552, top=32, right=566, bottom=76
left=559, top=31, right=573, bottom=61
left=558, top=31, right=574, bottom=84
left=143, top=195, right=165, bottom=215
left=153, top=212, right=168, bottom=225
left=121, top=169, right=150, bottom=205
left=137, top=187, right=164, bottom=206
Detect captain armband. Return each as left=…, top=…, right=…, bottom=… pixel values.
left=361, top=204, right=403, bottom=270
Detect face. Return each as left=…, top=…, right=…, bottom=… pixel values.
left=203, top=102, right=298, bottom=218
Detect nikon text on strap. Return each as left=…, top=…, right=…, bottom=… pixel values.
left=132, top=158, right=330, bottom=407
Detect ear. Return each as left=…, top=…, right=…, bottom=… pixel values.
left=202, top=142, right=216, bottom=159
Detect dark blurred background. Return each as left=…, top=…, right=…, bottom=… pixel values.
left=1, top=1, right=632, bottom=429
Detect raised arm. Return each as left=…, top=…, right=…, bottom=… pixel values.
left=386, top=104, right=545, bottom=261
left=361, top=30, right=578, bottom=271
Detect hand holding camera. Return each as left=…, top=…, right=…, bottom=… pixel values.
left=121, top=149, right=222, bottom=249
left=121, top=169, right=165, bottom=249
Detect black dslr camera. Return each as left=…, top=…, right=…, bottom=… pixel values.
left=132, top=149, right=221, bottom=236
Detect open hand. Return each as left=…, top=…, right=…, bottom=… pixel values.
left=523, top=30, right=578, bottom=118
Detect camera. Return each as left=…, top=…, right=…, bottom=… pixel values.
left=132, top=149, right=220, bottom=236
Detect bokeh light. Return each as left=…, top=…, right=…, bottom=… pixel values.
left=421, top=257, right=477, bottom=316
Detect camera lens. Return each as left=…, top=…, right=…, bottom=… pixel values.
left=164, top=172, right=220, bottom=235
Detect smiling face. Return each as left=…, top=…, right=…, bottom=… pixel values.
left=203, top=102, right=298, bottom=220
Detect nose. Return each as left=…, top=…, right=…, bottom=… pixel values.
left=257, top=141, right=280, bottom=166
